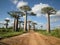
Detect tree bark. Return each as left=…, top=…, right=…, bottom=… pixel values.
left=14, top=18, right=19, bottom=32
left=19, top=23, right=21, bottom=30
left=28, top=22, right=30, bottom=31
left=14, top=18, right=17, bottom=31
left=16, top=18, right=19, bottom=31
left=47, top=14, right=50, bottom=33
left=14, top=19, right=15, bottom=31
left=6, top=22, right=8, bottom=29
left=32, top=24, right=35, bottom=31
left=24, top=12, right=27, bottom=32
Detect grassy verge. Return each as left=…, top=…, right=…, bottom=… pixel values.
left=0, top=31, right=24, bottom=40
left=35, top=29, right=60, bottom=38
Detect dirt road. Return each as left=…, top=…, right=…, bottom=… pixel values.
left=0, top=32, right=60, bottom=45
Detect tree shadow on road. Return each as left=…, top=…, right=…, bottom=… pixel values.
left=0, top=42, right=9, bottom=45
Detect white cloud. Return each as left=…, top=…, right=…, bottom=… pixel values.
left=50, top=18, right=58, bottom=23
left=11, top=0, right=18, bottom=4
left=0, top=21, right=5, bottom=24
left=32, top=3, right=50, bottom=16
left=0, top=21, right=6, bottom=28
left=50, top=10, right=60, bottom=17
left=50, top=10, right=60, bottom=23
left=50, top=17, right=60, bottom=23
left=17, top=1, right=28, bottom=9
left=56, top=10, right=60, bottom=15
left=5, top=17, right=10, bottom=20
left=9, top=19, right=14, bottom=26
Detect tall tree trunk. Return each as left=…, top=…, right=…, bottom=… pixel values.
left=24, top=12, right=27, bottom=32
left=47, top=14, right=50, bottom=33
left=19, top=23, right=21, bottom=30
left=14, top=19, right=15, bottom=31
left=32, top=24, right=35, bottom=31
left=28, top=22, right=30, bottom=31
left=14, top=18, right=16, bottom=31
left=16, top=18, right=19, bottom=32
left=33, top=25, right=35, bottom=30
left=6, top=22, right=8, bottom=29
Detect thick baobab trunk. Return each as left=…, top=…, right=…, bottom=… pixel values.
left=47, top=14, right=50, bottom=33
left=19, top=23, right=21, bottom=30
left=32, top=24, right=35, bottom=31
left=16, top=18, right=19, bottom=32
left=6, top=23, right=8, bottom=29
left=24, top=12, right=27, bottom=32
left=28, top=22, right=30, bottom=31
left=14, top=18, right=17, bottom=31
left=14, top=18, right=19, bottom=32
left=14, top=19, right=15, bottom=31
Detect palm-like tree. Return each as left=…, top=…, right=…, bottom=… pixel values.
left=32, top=22, right=37, bottom=31
left=19, top=4, right=36, bottom=32
left=20, top=5, right=31, bottom=31
left=18, top=21, right=24, bottom=30
left=5, top=18, right=10, bottom=28
left=27, top=20, right=32, bottom=31
left=41, top=7, right=56, bottom=33
left=8, top=11, right=23, bottom=31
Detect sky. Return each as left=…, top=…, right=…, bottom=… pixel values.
left=0, top=0, right=60, bottom=29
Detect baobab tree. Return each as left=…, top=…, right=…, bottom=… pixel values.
left=41, top=7, right=56, bottom=33
left=27, top=20, right=32, bottom=31
left=19, top=6, right=36, bottom=31
left=20, top=5, right=31, bottom=32
left=18, top=21, right=24, bottom=30
left=8, top=11, right=24, bottom=31
left=22, top=22, right=24, bottom=30
left=32, top=22, right=37, bottom=31
left=5, top=18, right=10, bottom=28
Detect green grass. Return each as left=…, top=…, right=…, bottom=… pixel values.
left=35, top=29, right=60, bottom=38
left=0, top=30, right=24, bottom=39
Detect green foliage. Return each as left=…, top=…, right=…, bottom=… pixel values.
left=51, top=29, right=60, bottom=38
left=29, top=12, right=36, bottom=16
left=35, top=30, right=49, bottom=35
left=36, top=29, right=60, bottom=38
left=0, top=28, right=13, bottom=32
left=20, top=6, right=31, bottom=11
left=41, top=7, right=56, bottom=15
left=0, top=28, right=24, bottom=39
left=0, top=31, right=24, bottom=39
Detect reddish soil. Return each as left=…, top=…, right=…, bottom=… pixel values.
left=0, top=31, right=60, bottom=45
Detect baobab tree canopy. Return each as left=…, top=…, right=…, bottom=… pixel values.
left=41, top=7, right=56, bottom=33
left=8, top=11, right=26, bottom=19
left=20, top=6, right=31, bottom=11
left=5, top=18, right=10, bottom=21
left=41, top=7, right=56, bottom=15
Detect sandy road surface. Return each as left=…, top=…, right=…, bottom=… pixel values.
left=0, top=32, right=60, bottom=45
